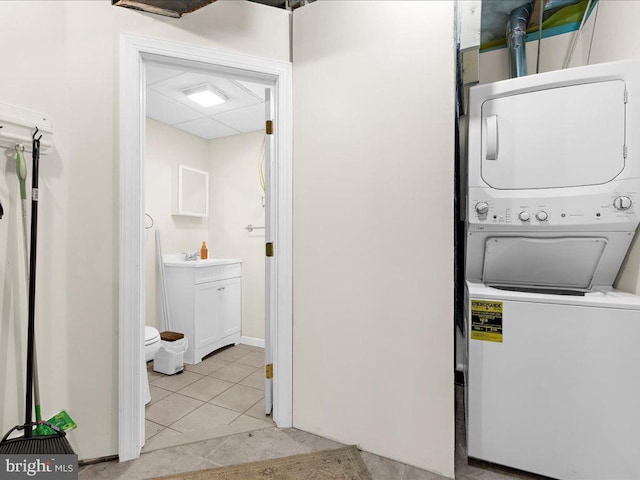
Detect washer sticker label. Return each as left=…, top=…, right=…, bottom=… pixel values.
left=470, top=300, right=503, bottom=343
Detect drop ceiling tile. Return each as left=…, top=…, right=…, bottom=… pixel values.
left=146, top=89, right=202, bottom=125
left=146, top=63, right=183, bottom=86
left=153, top=72, right=262, bottom=116
left=174, top=117, right=239, bottom=140
left=214, top=104, right=265, bottom=133
left=235, top=80, right=267, bottom=101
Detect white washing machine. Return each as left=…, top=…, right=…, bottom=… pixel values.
left=466, top=282, right=640, bottom=479
left=464, top=60, right=640, bottom=479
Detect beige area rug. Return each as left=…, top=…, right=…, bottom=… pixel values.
left=153, top=445, right=372, bottom=480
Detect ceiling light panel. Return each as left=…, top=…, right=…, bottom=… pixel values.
left=183, top=84, right=227, bottom=107
left=149, top=72, right=263, bottom=115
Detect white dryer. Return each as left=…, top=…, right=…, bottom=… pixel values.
left=464, top=61, right=640, bottom=479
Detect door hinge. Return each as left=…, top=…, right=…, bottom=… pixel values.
left=624, top=91, right=629, bottom=104
left=266, top=120, right=273, bottom=135
left=266, top=242, right=274, bottom=257
left=266, top=363, right=273, bottom=379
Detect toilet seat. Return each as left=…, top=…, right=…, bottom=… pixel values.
left=144, top=326, right=162, bottom=404
left=145, top=326, right=162, bottom=364
left=145, top=326, right=160, bottom=347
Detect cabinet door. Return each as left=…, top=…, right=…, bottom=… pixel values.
left=194, top=281, right=224, bottom=349
left=221, top=277, right=241, bottom=338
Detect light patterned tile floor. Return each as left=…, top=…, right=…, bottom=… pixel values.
left=144, top=344, right=274, bottom=450
left=80, top=366, right=549, bottom=480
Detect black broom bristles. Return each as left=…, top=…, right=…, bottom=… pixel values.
left=0, top=433, right=74, bottom=455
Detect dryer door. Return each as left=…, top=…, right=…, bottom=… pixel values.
left=482, top=237, right=608, bottom=290
left=481, top=80, right=626, bottom=189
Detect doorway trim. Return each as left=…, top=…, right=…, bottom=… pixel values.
left=119, top=33, right=293, bottom=462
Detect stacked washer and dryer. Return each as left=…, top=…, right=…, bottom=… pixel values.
left=464, top=61, right=640, bottom=479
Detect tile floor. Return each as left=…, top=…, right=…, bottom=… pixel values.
left=80, top=363, right=549, bottom=480
left=144, top=344, right=274, bottom=451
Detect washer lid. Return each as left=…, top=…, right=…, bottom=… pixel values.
left=467, top=281, right=640, bottom=310
left=482, top=236, right=608, bottom=290
left=480, top=80, right=626, bottom=189
left=145, top=326, right=161, bottom=346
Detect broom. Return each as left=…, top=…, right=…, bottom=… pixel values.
left=15, top=146, right=76, bottom=438
left=0, top=128, right=74, bottom=455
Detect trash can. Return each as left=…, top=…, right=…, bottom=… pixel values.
left=154, top=331, right=188, bottom=375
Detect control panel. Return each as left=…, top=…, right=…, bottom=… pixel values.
left=468, top=188, right=639, bottom=229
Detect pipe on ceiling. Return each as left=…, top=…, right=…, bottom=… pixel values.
left=506, top=2, right=533, bottom=78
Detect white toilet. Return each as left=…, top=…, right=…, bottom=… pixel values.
left=144, top=326, right=162, bottom=405
left=145, top=326, right=161, bottom=361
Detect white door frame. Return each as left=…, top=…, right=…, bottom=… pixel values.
left=118, top=33, right=293, bottom=462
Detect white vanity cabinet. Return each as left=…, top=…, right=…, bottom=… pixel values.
left=163, top=258, right=242, bottom=364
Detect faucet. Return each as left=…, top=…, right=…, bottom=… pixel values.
left=183, top=252, right=200, bottom=261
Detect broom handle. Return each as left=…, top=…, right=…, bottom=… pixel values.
left=24, top=134, right=40, bottom=438
left=21, top=200, right=41, bottom=422
left=18, top=148, right=42, bottom=426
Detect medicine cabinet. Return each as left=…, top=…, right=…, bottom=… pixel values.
left=174, top=164, right=209, bottom=217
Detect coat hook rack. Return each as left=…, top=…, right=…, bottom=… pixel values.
left=0, top=102, right=52, bottom=155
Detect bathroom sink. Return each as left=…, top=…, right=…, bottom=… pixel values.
left=163, top=254, right=241, bottom=267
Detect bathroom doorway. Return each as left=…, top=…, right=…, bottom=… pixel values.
left=142, top=58, right=274, bottom=450
left=119, top=34, right=293, bottom=462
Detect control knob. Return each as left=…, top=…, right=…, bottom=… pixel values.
left=518, top=211, right=530, bottom=222
left=475, top=202, right=489, bottom=215
left=613, top=196, right=632, bottom=210
left=536, top=211, right=548, bottom=221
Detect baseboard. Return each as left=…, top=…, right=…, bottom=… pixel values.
left=79, top=455, right=118, bottom=466
left=240, top=336, right=265, bottom=348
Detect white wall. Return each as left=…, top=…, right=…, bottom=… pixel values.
left=0, top=2, right=67, bottom=455
left=208, top=131, right=265, bottom=341
left=145, top=119, right=210, bottom=331
left=0, top=0, right=289, bottom=460
left=586, top=0, right=640, bottom=295
left=292, top=1, right=455, bottom=477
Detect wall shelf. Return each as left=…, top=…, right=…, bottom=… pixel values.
left=0, top=101, right=53, bottom=155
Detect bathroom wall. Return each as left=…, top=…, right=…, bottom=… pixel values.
left=145, top=119, right=210, bottom=331
left=145, top=122, right=266, bottom=341
left=0, top=0, right=289, bottom=461
left=292, top=1, right=455, bottom=476
left=208, top=130, right=266, bottom=341
left=586, top=0, right=640, bottom=295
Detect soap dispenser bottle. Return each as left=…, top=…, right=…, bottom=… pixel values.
left=200, top=241, right=208, bottom=260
